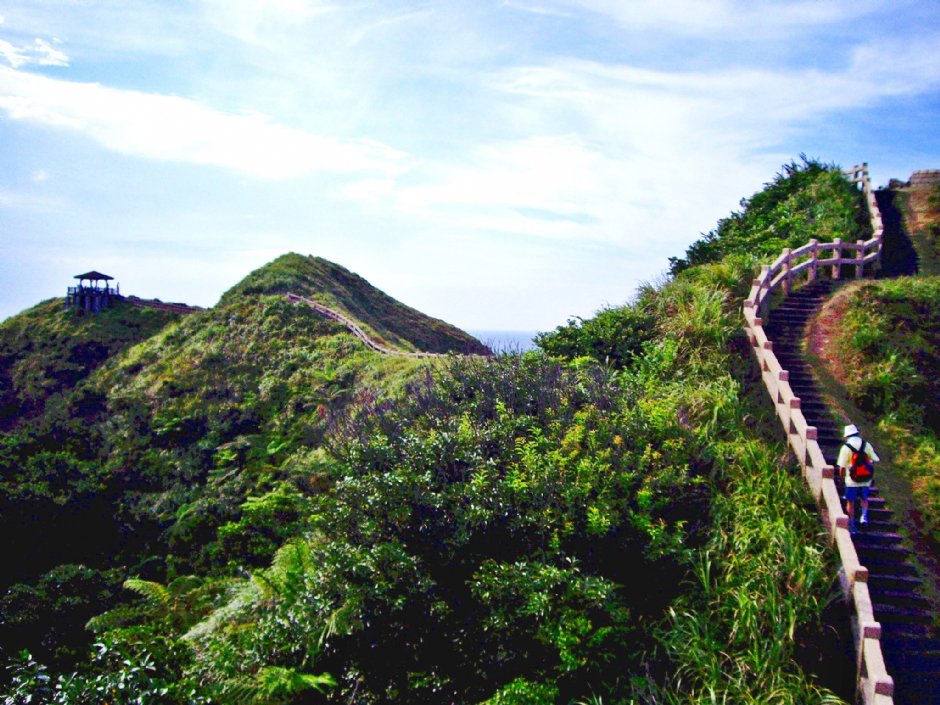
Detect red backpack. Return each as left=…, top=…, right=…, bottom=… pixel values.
left=846, top=439, right=874, bottom=482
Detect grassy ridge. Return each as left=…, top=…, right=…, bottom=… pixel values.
left=0, top=264, right=439, bottom=673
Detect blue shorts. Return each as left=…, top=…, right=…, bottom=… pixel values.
left=844, top=485, right=871, bottom=502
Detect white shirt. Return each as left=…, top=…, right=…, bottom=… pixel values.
left=836, top=435, right=880, bottom=487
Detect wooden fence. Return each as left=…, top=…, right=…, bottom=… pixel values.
left=742, top=164, right=895, bottom=704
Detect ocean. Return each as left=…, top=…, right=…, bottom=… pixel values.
left=467, top=330, right=540, bottom=354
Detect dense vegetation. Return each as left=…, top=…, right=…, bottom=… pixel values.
left=0, top=300, right=179, bottom=431
left=0, top=162, right=870, bottom=704
left=668, top=156, right=870, bottom=276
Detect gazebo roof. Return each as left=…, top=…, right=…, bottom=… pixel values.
left=74, top=271, right=114, bottom=281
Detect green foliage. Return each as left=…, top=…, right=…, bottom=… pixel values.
left=216, top=482, right=314, bottom=567
left=0, top=565, right=123, bottom=670
left=4, top=638, right=207, bottom=705
left=655, top=444, right=839, bottom=703
left=535, top=299, right=656, bottom=368
left=669, top=157, right=869, bottom=275
left=480, top=677, right=559, bottom=705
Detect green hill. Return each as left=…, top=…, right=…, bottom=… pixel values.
left=0, top=299, right=180, bottom=431
left=221, top=253, right=490, bottom=355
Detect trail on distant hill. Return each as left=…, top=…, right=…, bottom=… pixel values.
left=286, top=292, right=458, bottom=358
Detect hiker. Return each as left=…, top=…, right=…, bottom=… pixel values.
left=837, top=424, right=879, bottom=533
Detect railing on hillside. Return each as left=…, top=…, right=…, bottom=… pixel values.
left=742, top=164, right=895, bottom=705
left=286, top=293, right=443, bottom=359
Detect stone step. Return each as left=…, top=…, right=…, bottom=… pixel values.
left=880, top=660, right=940, bottom=705
left=869, top=573, right=924, bottom=592
left=881, top=634, right=940, bottom=659
left=860, top=556, right=920, bottom=578
left=855, top=541, right=911, bottom=562
left=869, top=587, right=934, bottom=611
left=865, top=520, right=900, bottom=534
left=872, top=602, right=936, bottom=626
left=853, top=530, right=904, bottom=546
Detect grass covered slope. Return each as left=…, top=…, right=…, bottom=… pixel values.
left=0, top=299, right=179, bottom=431
left=221, top=253, right=490, bottom=355
left=93, top=290, right=433, bottom=569
left=813, top=276, right=940, bottom=546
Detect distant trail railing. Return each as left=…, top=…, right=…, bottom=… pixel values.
left=742, top=164, right=894, bottom=705
left=286, top=293, right=443, bottom=359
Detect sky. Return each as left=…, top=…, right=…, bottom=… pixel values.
left=1, top=1, right=939, bottom=332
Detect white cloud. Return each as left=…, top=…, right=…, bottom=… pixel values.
left=333, top=31, right=940, bottom=254
left=0, top=66, right=407, bottom=179
left=0, top=36, right=69, bottom=68
left=542, top=0, right=881, bottom=38
left=199, top=0, right=339, bottom=45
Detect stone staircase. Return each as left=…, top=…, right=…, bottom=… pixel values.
left=764, top=279, right=940, bottom=705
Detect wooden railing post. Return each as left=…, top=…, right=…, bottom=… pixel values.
left=808, top=239, right=819, bottom=282
left=782, top=248, right=792, bottom=296
left=856, top=240, right=866, bottom=278
left=757, top=265, right=771, bottom=319
left=832, top=238, right=843, bottom=280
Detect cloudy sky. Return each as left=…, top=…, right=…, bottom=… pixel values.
left=1, top=1, right=939, bottom=331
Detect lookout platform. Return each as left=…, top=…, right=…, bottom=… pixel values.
left=65, top=271, right=123, bottom=313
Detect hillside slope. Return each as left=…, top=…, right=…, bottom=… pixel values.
left=221, top=253, right=490, bottom=355
left=0, top=299, right=180, bottom=431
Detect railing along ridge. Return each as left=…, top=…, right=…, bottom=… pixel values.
left=286, top=293, right=444, bottom=359
left=742, top=164, right=894, bottom=704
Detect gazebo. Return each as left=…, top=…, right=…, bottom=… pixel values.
left=66, top=271, right=122, bottom=312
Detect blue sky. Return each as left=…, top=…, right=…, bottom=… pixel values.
left=1, top=1, right=939, bottom=331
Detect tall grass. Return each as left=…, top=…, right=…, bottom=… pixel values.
left=651, top=442, right=842, bottom=704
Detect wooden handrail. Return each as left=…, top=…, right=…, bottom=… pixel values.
left=742, top=164, right=895, bottom=704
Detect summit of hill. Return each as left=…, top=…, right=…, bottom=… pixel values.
left=221, top=253, right=490, bottom=356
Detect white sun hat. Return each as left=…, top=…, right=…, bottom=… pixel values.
left=843, top=424, right=860, bottom=438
